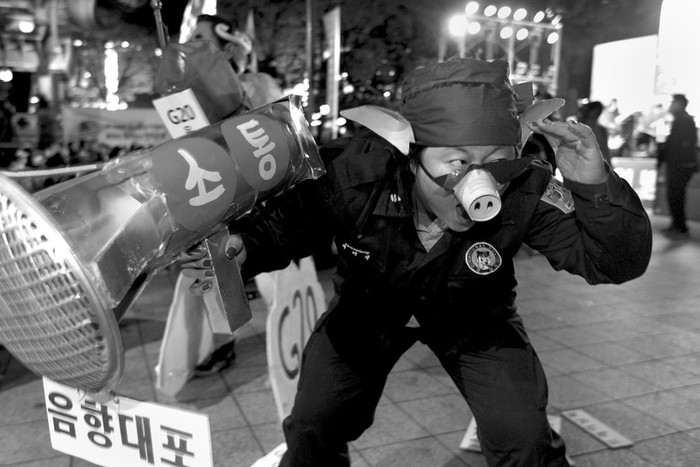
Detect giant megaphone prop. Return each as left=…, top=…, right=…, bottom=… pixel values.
left=0, top=95, right=323, bottom=393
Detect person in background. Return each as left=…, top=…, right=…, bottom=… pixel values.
left=578, top=101, right=611, bottom=165
left=599, top=97, right=620, bottom=132
left=35, top=96, right=56, bottom=151
left=0, top=99, right=14, bottom=144
left=657, top=93, right=698, bottom=239
left=7, top=147, right=37, bottom=193
left=183, top=58, right=652, bottom=466
left=634, top=104, right=665, bottom=157
left=0, top=99, right=16, bottom=169
left=188, top=14, right=284, bottom=112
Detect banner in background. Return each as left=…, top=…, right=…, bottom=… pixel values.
left=61, top=107, right=170, bottom=148
left=655, top=0, right=700, bottom=116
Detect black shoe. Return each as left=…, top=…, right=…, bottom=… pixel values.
left=662, top=227, right=689, bottom=239
left=194, top=340, right=236, bottom=377
left=662, top=223, right=688, bottom=232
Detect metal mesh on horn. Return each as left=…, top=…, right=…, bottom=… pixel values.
left=0, top=176, right=123, bottom=392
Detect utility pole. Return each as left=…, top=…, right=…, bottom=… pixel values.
left=306, top=0, right=316, bottom=117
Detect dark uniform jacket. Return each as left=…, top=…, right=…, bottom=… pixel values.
left=233, top=129, right=652, bottom=369
left=661, top=111, right=698, bottom=170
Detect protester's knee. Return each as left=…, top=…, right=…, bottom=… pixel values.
left=478, top=409, right=550, bottom=451
left=477, top=410, right=565, bottom=466
left=285, top=396, right=373, bottom=442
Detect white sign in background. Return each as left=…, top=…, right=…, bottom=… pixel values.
left=261, top=257, right=326, bottom=422
left=247, top=257, right=326, bottom=466
left=152, top=88, right=212, bottom=139
left=43, top=378, right=213, bottom=467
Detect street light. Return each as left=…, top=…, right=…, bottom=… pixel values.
left=516, top=28, right=529, bottom=40
left=497, top=6, right=512, bottom=18
left=448, top=14, right=468, bottom=57
left=448, top=15, right=469, bottom=36
left=446, top=1, right=563, bottom=95
left=0, top=68, right=12, bottom=83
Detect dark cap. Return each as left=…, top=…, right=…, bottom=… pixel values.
left=400, top=59, right=519, bottom=147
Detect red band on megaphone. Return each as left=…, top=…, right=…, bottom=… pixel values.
left=151, top=137, right=238, bottom=232
left=222, top=114, right=291, bottom=192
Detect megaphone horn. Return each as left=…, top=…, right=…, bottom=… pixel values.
left=0, top=96, right=323, bottom=394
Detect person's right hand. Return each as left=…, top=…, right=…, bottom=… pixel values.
left=527, top=119, right=607, bottom=185
left=178, top=234, right=247, bottom=295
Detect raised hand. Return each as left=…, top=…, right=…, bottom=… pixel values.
left=528, top=119, right=608, bottom=184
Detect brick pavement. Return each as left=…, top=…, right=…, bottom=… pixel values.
left=2, top=213, right=700, bottom=467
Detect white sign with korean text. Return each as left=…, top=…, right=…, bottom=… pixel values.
left=152, top=88, right=211, bottom=138
left=43, top=378, right=213, bottom=467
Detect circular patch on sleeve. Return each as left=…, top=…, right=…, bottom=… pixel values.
left=465, top=242, right=502, bottom=275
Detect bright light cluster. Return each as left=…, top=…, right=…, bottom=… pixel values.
left=0, top=68, right=13, bottom=83
left=450, top=1, right=562, bottom=44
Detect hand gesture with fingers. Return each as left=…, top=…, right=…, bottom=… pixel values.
left=178, top=234, right=247, bottom=295
left=528, top=119, right=607, bottom=184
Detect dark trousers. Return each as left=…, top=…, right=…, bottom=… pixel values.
left=666, top=166, right=695, bottom=231
left=280, top=321, right=568, bottom=467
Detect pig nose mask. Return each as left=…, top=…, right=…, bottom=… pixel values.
left=418, top=156, right=533, bottom=222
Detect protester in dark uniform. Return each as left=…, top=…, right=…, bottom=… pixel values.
left=184, top=58, right=652, bottom=466
left=658, top=93, right=698, bottom=239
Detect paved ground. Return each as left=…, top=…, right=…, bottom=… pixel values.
left=2, top=213, right=700, bottom=467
